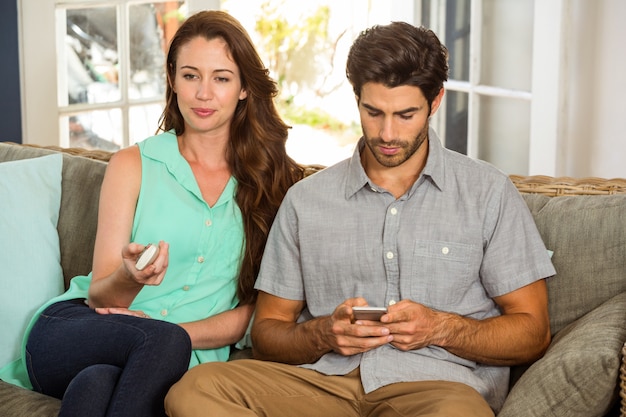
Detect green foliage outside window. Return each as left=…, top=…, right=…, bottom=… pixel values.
left=225, top=0, right=357, bottom=136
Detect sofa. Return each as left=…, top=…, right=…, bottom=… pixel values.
left=1, top=141, right=625, bottom=417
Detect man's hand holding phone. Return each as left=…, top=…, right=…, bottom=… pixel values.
left=320, top=299, right=392, bottom=357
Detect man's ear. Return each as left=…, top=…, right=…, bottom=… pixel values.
left=429, top=88, right=445, bottom=116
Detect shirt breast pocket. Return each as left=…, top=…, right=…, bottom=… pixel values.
left=409, top=240, right=480, bottom=309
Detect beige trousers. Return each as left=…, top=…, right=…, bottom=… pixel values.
left=165, top=359, right=494, bottom=417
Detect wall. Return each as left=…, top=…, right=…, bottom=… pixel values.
left=587, top=0, right=626, bottom=179
left=0, top=0, right=22, bottom=143
left=562, top=0, right=626, bottom=178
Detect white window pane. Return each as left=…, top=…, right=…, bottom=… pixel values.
left=478, top=96, right=530, bottom=175
left=442, top=90, right=469, bottom=154
left=481, top=0, right=534, bottom=91
left=129, top=2, right=186, bottom=100
left=446, top=0, right=471, bottom=82
left=68, top=109, right=123, bottom=151
left=129, top=104, right=165, bottom=144
left=65, top=7, right=120, bottom=105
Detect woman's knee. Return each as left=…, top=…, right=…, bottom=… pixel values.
left=58, top=365, right=122, bottom=417
left=66, top=364, right=122, bottom=401
left=148, top=321, right=192, bottom=359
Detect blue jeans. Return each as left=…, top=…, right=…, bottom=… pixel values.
left=25, top=299, right=192, bottom=417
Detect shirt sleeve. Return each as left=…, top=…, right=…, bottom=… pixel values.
left=479, top=176, right=556, bottom=297
left=254, top=189, right=306, bottom=301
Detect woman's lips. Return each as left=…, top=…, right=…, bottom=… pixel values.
left=193, top=108, right=215, bottom=117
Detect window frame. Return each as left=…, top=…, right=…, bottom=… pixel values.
left=19, top=0, right=218, bottom=148
left=417, top=0, right=564, bottom=176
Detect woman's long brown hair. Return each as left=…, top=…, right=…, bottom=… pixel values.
left=158, top=10, right=303, bottom=305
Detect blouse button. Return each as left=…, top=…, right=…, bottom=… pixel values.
left=197, top=256, right=205, bottom=263
left=205, top=219, right=212, bottom=227
left=160, top=309, right=168, bottom=317
left=183, top=285, right=190, bottom=291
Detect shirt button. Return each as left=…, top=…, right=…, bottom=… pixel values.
left=182, top=285, right=190, bottom=291
left=160, top=309, right=168, bottom=317
left=386, top=251, right=394, bottom=259
left=390, top=207, right=398, bottom=215
left=197, top=256, right=205, bottom=263
left=388, top=300, right=396, bottom=306
left=205, top=219, right=212, bottom=227
left=442, top=247, right=449, bottom=255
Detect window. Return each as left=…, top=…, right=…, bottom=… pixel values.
left=21, top=0, right=563, bottom=175
left=20, top=0, right=218, bottom=150
left=59, top=3, right=182, bottom=150
left=420, top=0, right=563, bottom=175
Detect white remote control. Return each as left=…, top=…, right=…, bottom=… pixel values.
left=135, top=244, right=159, bottom=270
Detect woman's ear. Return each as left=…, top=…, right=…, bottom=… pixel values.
left=239, top=89, right=248, bottom=100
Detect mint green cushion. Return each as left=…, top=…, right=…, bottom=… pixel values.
left=0, top=154, right=65, bottom=367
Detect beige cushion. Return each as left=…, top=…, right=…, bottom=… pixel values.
left=522, top=193, right=626, bottom=335
left=499, top=292, right=626, bottom=416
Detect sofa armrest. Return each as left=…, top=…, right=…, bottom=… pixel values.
left=0, top=380, right=60, bottom=417
left=498, top=291, right=626, bottom=417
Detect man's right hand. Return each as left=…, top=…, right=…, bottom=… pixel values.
left=322, top=298, right=394, bottom=356
left=251, top=293, right=393, bottom=364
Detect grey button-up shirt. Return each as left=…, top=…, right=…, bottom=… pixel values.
left=255, top=128, right=556, bottom=411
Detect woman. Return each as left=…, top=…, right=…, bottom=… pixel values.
left=15, top=10, right=301, bottom=417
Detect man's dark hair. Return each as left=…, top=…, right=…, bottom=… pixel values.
left=346, top=21, right=449, bottom=109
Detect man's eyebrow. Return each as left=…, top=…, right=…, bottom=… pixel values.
left=361, top=102, right=421, bottom=115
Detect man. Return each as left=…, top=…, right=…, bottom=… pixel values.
left=165, top=21, right=555, bottom=417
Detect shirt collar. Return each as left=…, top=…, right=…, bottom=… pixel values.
left=344, top=127, right=445, bottom=199
left=140, top=130, right=237, bottom=208
left=142, top=130, right=194, bottom=189
left=419, top=127, right=445, bottom=192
